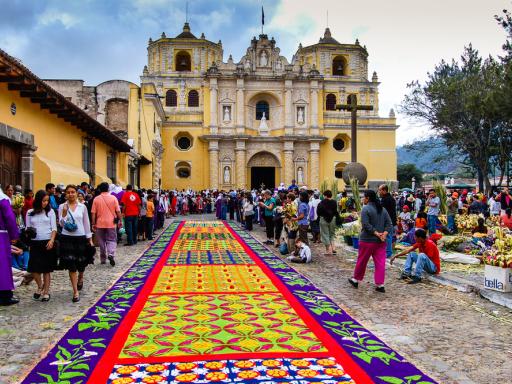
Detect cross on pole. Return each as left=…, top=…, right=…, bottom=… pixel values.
left=336, top=95, right=373, bottom=163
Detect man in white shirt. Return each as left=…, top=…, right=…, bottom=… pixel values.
left=425, top=189, right=440, bottom=235
left=309, top=191, right=321, bottom=243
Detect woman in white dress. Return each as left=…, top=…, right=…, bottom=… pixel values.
left=58, top=185, right=93, bottom=303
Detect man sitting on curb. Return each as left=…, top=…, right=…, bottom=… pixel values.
left=287, top=238, right=312, bottom=263
left=390, top=228, right=441, bottom=284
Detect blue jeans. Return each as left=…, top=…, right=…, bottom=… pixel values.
left=221, top=206, right=227, bottom=220
left=125, top=216, right=138, bottom=245
left=404, top=252, right=437, bottom=277
left=12, top=250, right=29, bottom=270
left=447, top=215, right=456, bottom=232
left=386, top=226, right=395, bottom=258
left=427, top=214, right=437, bottom=235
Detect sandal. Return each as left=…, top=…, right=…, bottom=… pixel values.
left=41, top=294, right=51, bottom=302
left=33, top=289, right=42, bottom=300
left=72, top=295, right=80, bottom=303
left=77, top=282, right=83, bottom=291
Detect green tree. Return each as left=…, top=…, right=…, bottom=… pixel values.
left=397, top=164, right=423, bottom=189
left=400, top=45, right=505, bottom=192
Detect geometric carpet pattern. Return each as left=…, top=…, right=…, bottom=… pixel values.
left=22, top=220, right=437, bottom=384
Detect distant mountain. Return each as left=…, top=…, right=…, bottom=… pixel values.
left=397, top=138, right=460, bottom=174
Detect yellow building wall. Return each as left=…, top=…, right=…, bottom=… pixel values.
left=95, top=140, right=112, bottom=185
left=161, top=126, right=208, bottom=190
left=0, top=82, right=124, bottom=189
left=319, top=126, right=396, bottom=189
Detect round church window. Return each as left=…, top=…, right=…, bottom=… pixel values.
left=176, top=136, right=192, bottom=150
left=333, top=138, right=345, bottom=151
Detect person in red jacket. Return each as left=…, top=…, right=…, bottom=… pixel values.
left=120, top=185, right=141, bottom=246
left=390, top=228, right=440, bottom=284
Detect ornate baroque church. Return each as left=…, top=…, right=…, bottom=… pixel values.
left=144, top=23, right=397, bottom=190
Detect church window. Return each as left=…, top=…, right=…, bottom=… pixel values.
left=335, top=162, right=346, bottom=179
left=166, top=90, right=177, bottom=107
left=176, top=161, right=191, bottom=178
left=177, top=136, right=191, bottom=150
left=256, top=101, right=270, bottom=120
left=188, top=90, right=199, bottom=107
left=332, top=56, right=347, bottom=76
left=326, top=93, right=337, bottom=111
left=333, top=138, right=346, bottom=151
left=175, top=132, right=193, bottom=150
left=176, top=51, right=191, bottom=71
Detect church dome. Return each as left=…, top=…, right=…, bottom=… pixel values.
left=318, top=28, right=341, bottom=45
left=175, top=22, right=197, bottom=39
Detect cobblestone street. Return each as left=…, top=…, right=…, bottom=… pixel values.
left=2, top=217, right=511, bottom=384
left=246, top=221, right=512, bottom=384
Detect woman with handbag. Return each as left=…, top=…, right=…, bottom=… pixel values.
left=58, top=185, right=94, bottom=303
left=26, top=190, right=57, bottom=302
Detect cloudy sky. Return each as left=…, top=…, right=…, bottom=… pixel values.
left=1, top=0, right=510, bottom=145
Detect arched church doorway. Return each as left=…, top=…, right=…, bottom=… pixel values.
left=247, top=151, right=280, bottom=189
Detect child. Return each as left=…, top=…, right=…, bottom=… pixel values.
left=390, top=228, right=441, bottom=284
left=415, top=208, right=428, bottom=230
left=398, top=206, right=412, bottom=233
left=286, top=238, right=312, bottom=263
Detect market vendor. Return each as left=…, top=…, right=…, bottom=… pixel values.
left=390, top=228, right=441, bottom=284
left=471, top=217, right=489, bottom=236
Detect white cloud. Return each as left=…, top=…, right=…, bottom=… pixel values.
left=261, top=0, right=511, bottom=145
left=38, top=10, right=79, bottom=29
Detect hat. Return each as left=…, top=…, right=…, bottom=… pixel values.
left=452, top=192, right=459, bottom=198
left=403, top=205, right=410, bottom=212
left=407, top=195, right=415, bottom=202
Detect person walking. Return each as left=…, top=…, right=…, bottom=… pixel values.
left=0, top=187, right=20, bottom=306
left=349, top=190, right=392, bottom=293
left=58, top=185, right=94, bottom=303
left=317, top=190, right=338, bottom=255
left=91, top=182, right=122, bottom=267
left=378, top=184, right=397, bottom=258
left=120, top=185, right=141, bottom=246
left=26, top=190, right=57, bottom=302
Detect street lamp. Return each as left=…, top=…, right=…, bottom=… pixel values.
left=412, top=177, right=416, bottom=191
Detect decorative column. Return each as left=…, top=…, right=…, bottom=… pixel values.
left=310, top=80, right=319, bottom=135
left=309, top=142, right=320, bottom=189
left=209, top=77, right=218, bottom=133
left=208, top=140, right=219, bottom=189
left=236, top=78, right=245, bottom=134
left=283, top=141, right=294, bottom=186
left=284, top=79, right=293, bottom=135
left=235, top=140, right=247, bottom=189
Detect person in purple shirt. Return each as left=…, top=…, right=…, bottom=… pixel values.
left=0, top=187, right=20, bottom=306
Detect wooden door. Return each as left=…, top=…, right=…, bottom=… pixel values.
left=0, top=139, right=21, bottom=188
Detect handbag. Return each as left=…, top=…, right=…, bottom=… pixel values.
left=335, top=212, right=343, bottom=227
left=63, top=209, right=78, bottom=232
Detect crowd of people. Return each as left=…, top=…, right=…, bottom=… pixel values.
left=2, top=178, right=512, bottom=305
left=0, top=182, right=172, bottom=306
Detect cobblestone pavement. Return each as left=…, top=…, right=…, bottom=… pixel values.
left=2, top=216, right=511, bottom=384
left=0, top=221, right=172, bottom=384
left=245, top=221, right=512, bottom=384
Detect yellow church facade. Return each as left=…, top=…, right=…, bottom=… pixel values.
left=142, top=23, right=398, bottom=191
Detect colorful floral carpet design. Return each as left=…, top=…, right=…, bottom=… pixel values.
left=22, top=221, right=437, bottom=384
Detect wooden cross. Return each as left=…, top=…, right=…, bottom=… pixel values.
left=336, top=95, right=373, bottom=163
